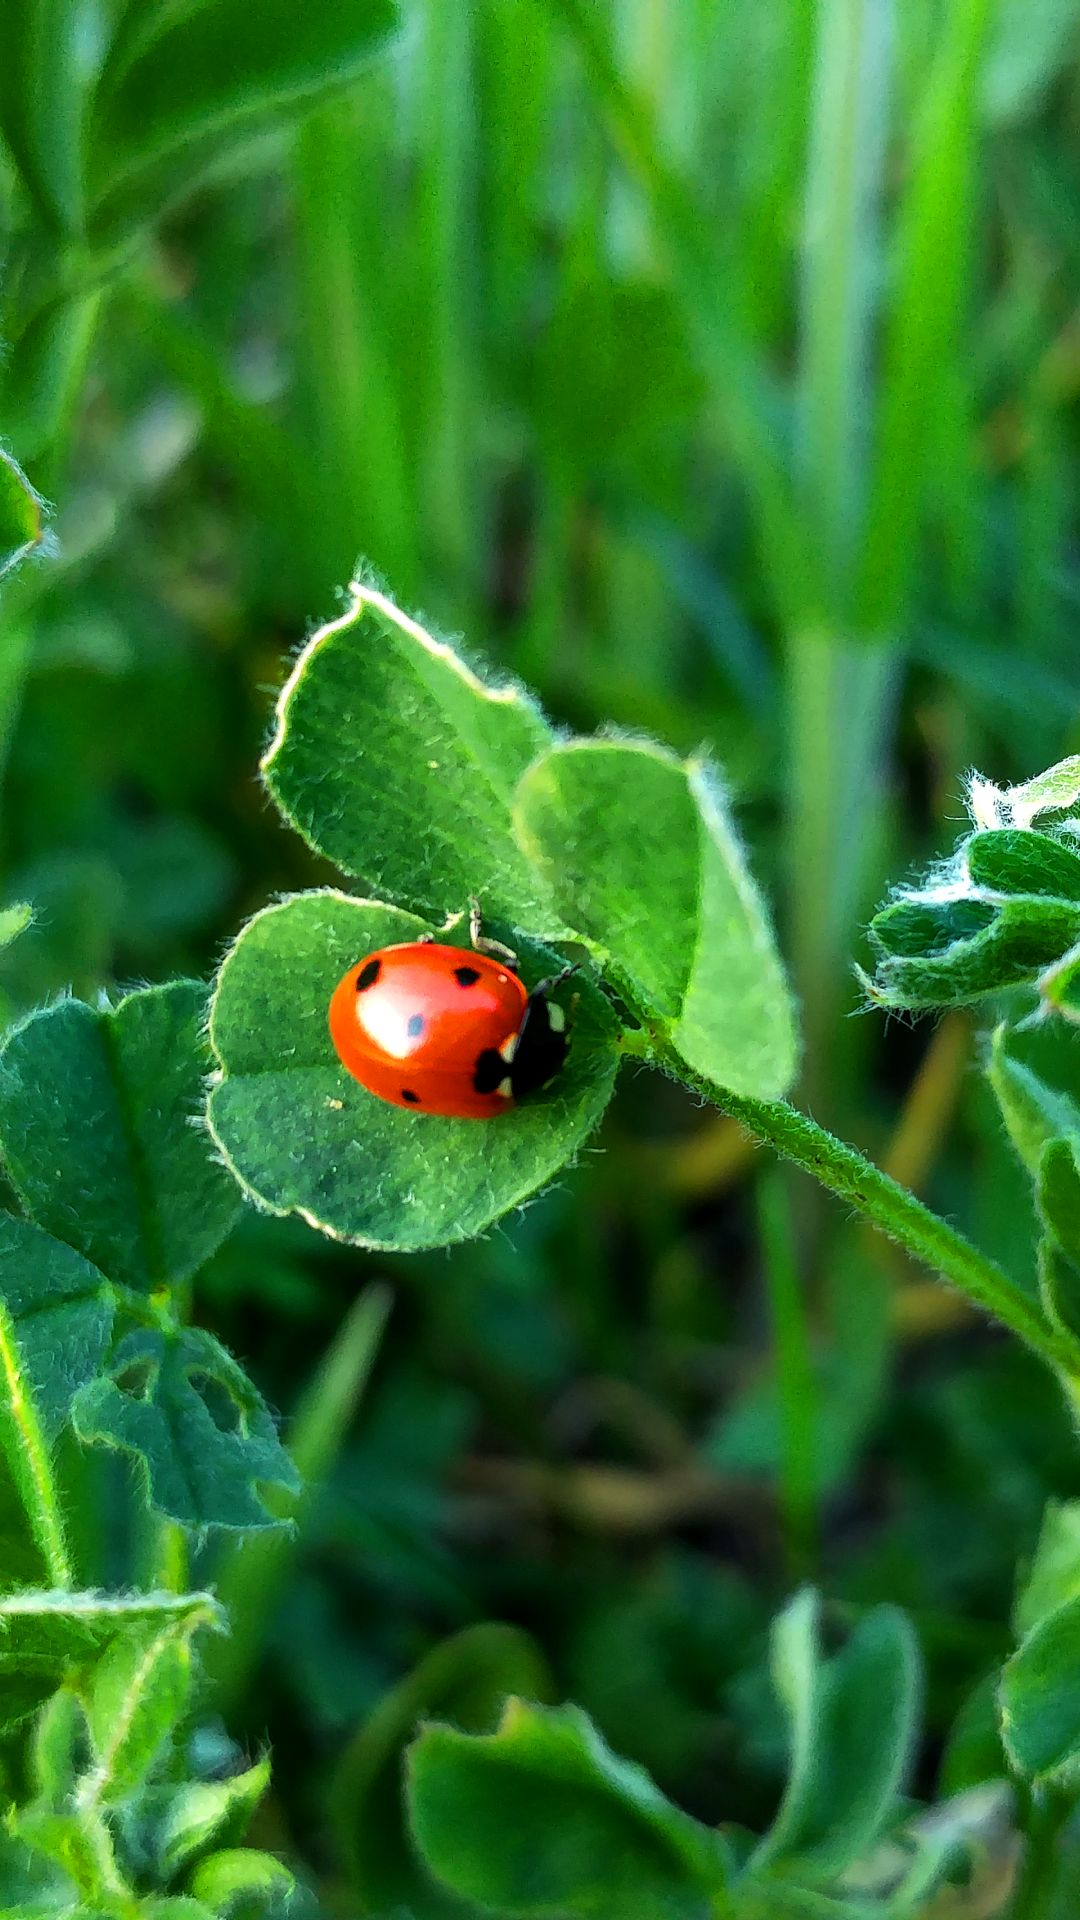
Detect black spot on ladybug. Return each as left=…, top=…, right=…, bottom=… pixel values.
left=454, top=965, right=481, bottom=987
left=473, top=1048, right=505, bottom=1094
left=406, top=1013, right=425, bottom=1038
left=401, top=1088, right=421, bottom=1104
left=356, top=959, right=381, bottom=991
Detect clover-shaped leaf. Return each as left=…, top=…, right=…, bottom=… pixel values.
left=208, top=890, right=619, bottom=1252
left=514, top=739, right=797, bottom=1098
left=213, top=585, right=794, bottom=1252
left=71, top=1324, right=299, bottom=1532
left=262, top=582, right=565, bottom=930
left=0, top=983, right=241, bottom=1295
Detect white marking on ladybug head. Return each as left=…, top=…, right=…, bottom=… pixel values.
left=499, top=1033, right=519, bottom=1062
left=546, top=1003, right=566, bottom=1033
left=497, top=1077, right=513, bottom=1098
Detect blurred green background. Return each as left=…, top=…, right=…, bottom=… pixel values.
left=3, top=0, right=1080, bottom=1907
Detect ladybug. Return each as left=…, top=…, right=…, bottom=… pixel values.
left=328, top=918, right=574, bottom=1119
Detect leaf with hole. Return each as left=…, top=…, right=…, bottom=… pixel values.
left=406, top=1697, right=730, bottom=1919
left=0, top=982, right=242, bottom=1295
left=70, top=1323, right=299, bottom=1533
left=513, top=739, right=797, bottom=1098
left=207, top=890, right=619, bottom=1252
left=261, top=582, right=564, bottom=931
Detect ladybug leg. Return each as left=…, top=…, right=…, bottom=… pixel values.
left=468, top=895, right=518, bottom=967
left=530, top=963, right=580, bottom=996
left=418, top=907, right=467, bottom=945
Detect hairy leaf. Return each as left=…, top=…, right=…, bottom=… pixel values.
left=0, top=982, right=242, bottom=1294
left=987, top=1025, right=1080, bottom=1178
left=868, top=895, right=1080, bottom=1010
left=262, top=583, right=563, bottom=930
left=207, top=890, right=619, bottom=1252
left=71, top=1324, right=299, bottom=1532
left=0, top=447, right=47, bottom=583
left=153, top=1759, right=271, bottom=1881
left=407, top=1698, right=729, bottom=1918
left=188, top=1849, right=295, bottom=1915
left=0, top=1588, right=220, bottom=1737
left=514, top=739, right=796, bottom=1098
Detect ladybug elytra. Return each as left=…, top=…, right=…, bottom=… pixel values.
left=328, top=934, right=572, bottom=1119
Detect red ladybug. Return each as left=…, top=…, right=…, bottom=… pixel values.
left=328, top=935, right=573, bottom=1119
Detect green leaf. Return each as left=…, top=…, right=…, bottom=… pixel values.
left=188, top=1849, right=295, bottom=1917
left=0, top=0, right=84, bottom=230
left=868, top=895, right=1080, bottom=1010
left=88, top=0, right=400, bottom=241
left=262, top=583, right=563, bottom=931
left=1040, top=942, right=1080, bottom=1022
left=406, top=1698, right=729, bottom=1919
left=0, top=982, right=242, bottom=1295
left=0, top=903, right=32, bottom=950
left=514, top=740, right=797, bottom=1098
left=753, top=1589, right=921, bottom=1878
left=1015, top=1501, right=1080, bottom=1641
left=964, top=828, right=1080, bottom=901
left=0, top=1588, right=221, bottom=1737
left=0, top=1215, right=114, bottom=1586
left=207, top=890, right=619, bottom=1252
left=1000, top=1590, right=1080, bottom=1784
left=1036, top=1138, right=1080, bottom=1341
left=154, top=1759, right=271, bottom=1880
left=71, top=1323, right=300, bottom=1533
left=0, top=447, right=47, bottom=583
left=332, top=1622, right=553, bottom=1913
left=986, top=1025, right=1080, bottom=1178
left=83, top=1601, right=224, bottom=1803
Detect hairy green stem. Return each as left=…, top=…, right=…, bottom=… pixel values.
left=655, top=1044, right=1074, bottom=1373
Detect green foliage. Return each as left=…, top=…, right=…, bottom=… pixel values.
left=407, top=1696, right=731, bottom=1919
left=262, top=583, right=562, bottom=929
left=866, top=758, right=1080, bottom=1012
left=752, top=1590, right=921, bottom=1879
left=333, top=1622, right=553, bottom=1914
left=0, top=982, right=241, bottom=1294
left=0, top=448, right=46, bottom=582
left=212, top=586, right=795, bottom=1249
left=7, top=0, right=1080, bottom=1914
left=521, top=744, right=798, bottom=1102
left=89, top=0, right=400, bottom=242
left=72, top=1322, right=300, bottom=1532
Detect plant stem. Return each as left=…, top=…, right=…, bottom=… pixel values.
left=656, top=1045, right=1074, bottom=1374
left=757, top=1172, right=820, bottom=1577
left=1007, top=1789, right=1070, bottom=1920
